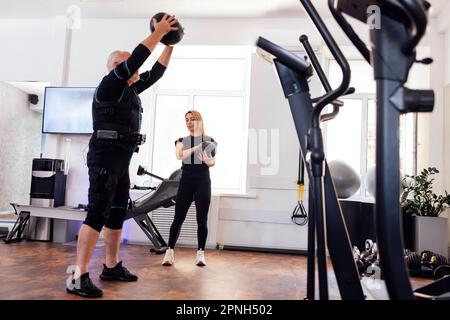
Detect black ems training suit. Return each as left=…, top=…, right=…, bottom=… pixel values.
left=168, top=135, right=217, bottom=250
left=84, top=44, right=166, bottom=232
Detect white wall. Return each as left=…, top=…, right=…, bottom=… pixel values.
left=66, top=17, right=369, bottom=86
left=419, top=12, right=450, bottom=247
left=443, top=26, right=450, bottom=249
left=0, top=18, right=66, bottom=85
left=0, top=82, right=42, bottom=211
left=445, top=85, right=450, bottom=248
left=0, top=17, right=68, bottom=160
left=417, top=20, right=446, bottom=193
left=446, top=28, right=450, bottom=86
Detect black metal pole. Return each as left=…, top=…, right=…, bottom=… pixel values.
left=375, top=79, right=414, bottom=299
left=306, top=187, right=315, bottom=300
left=371, top=15, right=414, bottom=300
left=300, top=0, right=351, bottom=128
left=313, top=176, right=329, bottom=300
left=300, top=35, right=332, bottom=92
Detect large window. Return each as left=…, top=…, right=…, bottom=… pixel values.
left=131, top=46, right=251, bottom=194
left=326, top=59, right=415, bottom=198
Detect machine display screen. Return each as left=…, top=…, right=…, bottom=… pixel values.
left=42, top=87, right=94, bottom=134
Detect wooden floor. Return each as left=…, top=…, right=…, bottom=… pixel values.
left=0, top=241, right=431, bottom=300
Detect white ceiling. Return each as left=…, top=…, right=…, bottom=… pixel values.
left=0, top=0, right=303, bottom=19
left=0, top=0, right=446, bottom=19
left=7, top=81, right=50, bottom=95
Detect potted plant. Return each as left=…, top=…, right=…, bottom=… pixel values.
left=401, top=167, right=450, bottom=258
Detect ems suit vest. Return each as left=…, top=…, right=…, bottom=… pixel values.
left=91, top=87, right=143, bottom=150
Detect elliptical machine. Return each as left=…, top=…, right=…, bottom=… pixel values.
left=257, top=0, right=450, bottom=300
left=328, top=0, right=450, bottom=300
left=256, top=0, right=365, bottom=300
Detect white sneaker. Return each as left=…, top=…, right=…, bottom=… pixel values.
left=196, top=250, right=206, bottom=267
left=162, top=248, right=174, bottom=266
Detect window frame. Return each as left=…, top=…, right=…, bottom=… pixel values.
left=138, top=47, right=252, bottom=195
left=324, top=57, right=415, bottom=202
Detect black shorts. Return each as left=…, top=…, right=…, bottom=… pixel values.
left=83, top=142, right=133, bottom=232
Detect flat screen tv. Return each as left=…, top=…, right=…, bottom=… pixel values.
left=42, top=87, right=95, bottom=134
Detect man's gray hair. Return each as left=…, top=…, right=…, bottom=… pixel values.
left=106, top=50, right=123, bottom=71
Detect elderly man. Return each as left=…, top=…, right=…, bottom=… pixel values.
left=67, top=14, right=178, bottom=298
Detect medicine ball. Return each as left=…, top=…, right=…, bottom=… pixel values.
left=328, top=160, right=361, bottom=199
left=201, top=141, right=216, bottom=158
left=150, top=12, right=184, bottom=46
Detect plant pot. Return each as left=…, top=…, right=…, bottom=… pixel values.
left=401, top=209, right=415, bottom=251
left=414, top=215, right=449, bottom=258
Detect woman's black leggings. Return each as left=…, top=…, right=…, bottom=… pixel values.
left=168, top=171, right=211, bottom=250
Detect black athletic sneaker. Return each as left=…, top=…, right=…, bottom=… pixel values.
left=99, top=261, right=138, bottom=281
left=66, top=272, right=103, bottom=298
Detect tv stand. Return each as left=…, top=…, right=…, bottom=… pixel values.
left=4, top=203, right=86, bottom=243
